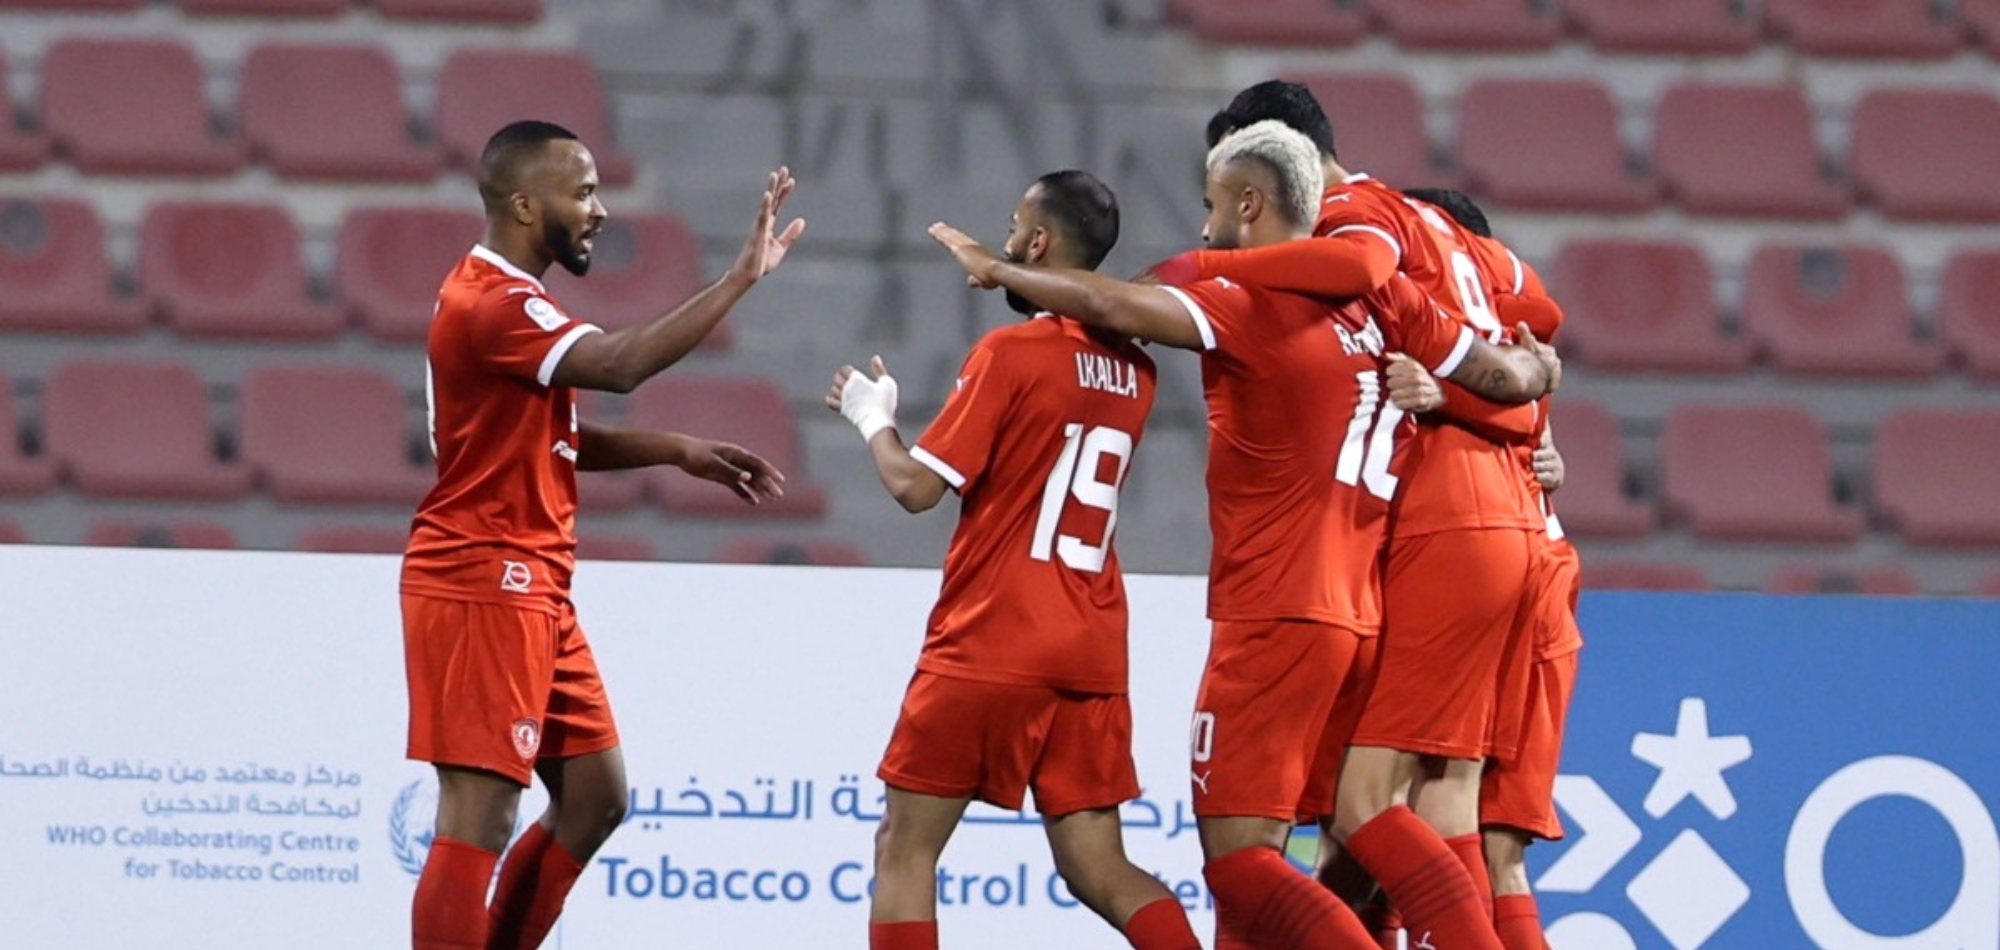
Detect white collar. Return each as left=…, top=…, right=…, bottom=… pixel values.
left=1343, top=173, right=1371, bottom=184
left=470, top=244, right=546, bottom=293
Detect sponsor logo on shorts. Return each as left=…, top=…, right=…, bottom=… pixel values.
left=511, top=718, right=541, bottom=760
left=1190, top=770, right=1211, bottom=796
left=500, top=561, right=533, bottom=593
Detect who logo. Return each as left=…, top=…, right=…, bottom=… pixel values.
left=387, top=776, right=537, bottom=880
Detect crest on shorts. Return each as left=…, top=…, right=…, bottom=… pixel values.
left=500, top=561, right=533, bottom=593
left=511, top=717, right=542, bottom=760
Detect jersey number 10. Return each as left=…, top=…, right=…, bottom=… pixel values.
left=1030, top=423, right=1134, bottom=574
left=1336, top=370, right=1404, bottom=502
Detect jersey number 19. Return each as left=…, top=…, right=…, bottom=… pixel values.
left=1030, top=423, right=1133, bottom=574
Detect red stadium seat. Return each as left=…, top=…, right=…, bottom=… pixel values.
left=40, top=38, right=245, bottom=176
left=716, top=537, right=870, bottom=566
left=0, top=372, right=56, bottom=497
left=577, top=471, right=645, bottom=510
left=1872, top=408, right=2000, bottom=546
left=85, top=521, right=240, bottom=550
left=0, top=0, right=142, bottom=10
left=1968, top=0, right=2000, bottom=58
left=1550, top=239, right=1751, bottom=373
left=1285, top=71, right=1450, bottom=190
left=241, top=366, right=432, bottom=506
left=1765, top=565, right=1921, bottom=595
left=1766, top=0, right=1958, bottom=58
left=1742, top=244, right=1941, bottom=378
left=44, top=359, right=252, bottom=500
left=1940, top=247, right=2000, bottom=379
left=140, top=201, right=344, bottom=340
left=337, top=206, right=482, bottom=342
left=1850, top=88, right=2000, bottom=222
left=1565, top=0, right=1760, bottom=53
left=1661, top=404, right=1862, bottom=543
left=0, top=50, right=47, bottom=172
left=0, top=197, right=148, bottom=334
left=578, top=534, right=657, bottom=562
left=240, top=43, right=436, bottom=182
left=1582, top=561, right=1711, bottom=591
left=626, top=377, right=827, bottom=519
left=1977, top=570, right=2000, bottom=597
left=1547, top=401, right=1650, bottom=538
left=296, top=524, right=409, bottom=555
left=1653, top=84, right=1849, bottom=220
left=1166, top=0, right=1367, bottom=48
left=541, top=213, right=708, bottom=333
left=1371, top=0, right=1562, bottom=50
left=1456, top=79, right=1655, bottom=213
left=434, top=48, right=633, bottom=186
left=177, top=0, right=348, bottom=15
left=0, top=521, right=25, bottom=544
left=376, top=0, right=539, bottom=23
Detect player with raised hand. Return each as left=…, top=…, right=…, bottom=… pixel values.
left=400, top=119, right=803, bottom=950
left=829, top=170, right=1204, bottom=950
left=930, top=122, right=1553, bottom=950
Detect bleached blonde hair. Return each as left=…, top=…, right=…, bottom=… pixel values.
left=1205, top=119, right=1325, bottom=229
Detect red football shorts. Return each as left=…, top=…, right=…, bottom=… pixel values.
left=1481, top=651, right=1579, bottom=840
left=403, top=594, right=620, bottom=786
left=877, top=671, right=1139, bottom=817
left=1354, top=528, right=1535, bottom=761
left=1190, top=619, right=1378, bottom=822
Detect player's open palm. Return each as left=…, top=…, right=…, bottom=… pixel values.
left=731, top=166, right=807, bottom=283
left=927, top=222, right=1004, bottom=289
left=680, top=438, right=786, bottom=505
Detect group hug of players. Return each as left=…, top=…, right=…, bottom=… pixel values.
left=400, top=81, right=1577, bottom=950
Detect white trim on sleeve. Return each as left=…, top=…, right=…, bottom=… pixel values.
left=1432, top=324, right=1477, bottom=378
left=1160, top=286, right=1218, bottom=351
left=1508, top=250, right=1526, bottom=295
left=910, top=446, right=966, bottom=490
left=537, top=324, right=602, bottom=387
left=1328, top=224, right=1401, bottom=261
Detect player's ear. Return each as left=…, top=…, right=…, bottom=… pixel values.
left=510, top=192, right=534, bottom=227
left=1027, top=227, right=1051, bottom=265
left=1238, top=187, right=1262, bottom=225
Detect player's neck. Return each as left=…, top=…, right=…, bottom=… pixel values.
left=1323, top=157, right=1354, bottom=186
left=479, top=227, right=554, bottom=279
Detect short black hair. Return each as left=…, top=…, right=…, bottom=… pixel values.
left=478, top=120, right=580, bottom=214
left=1030, top=170, right=1120, bottom=271
left=1403, top=188, right=1493, bottom=238
left=1205, top=80, right=1336, bottom=160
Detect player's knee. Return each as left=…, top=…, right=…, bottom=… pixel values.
left=872, top=818, right=937, bottom=873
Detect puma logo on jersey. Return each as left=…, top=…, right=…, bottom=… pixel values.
left=1325, top=193, right=1354, bottom=204
left=1411, top=933, right=1436, bottom=950
left=1215, top=276, right=1238, bottom=290
left=1075, top=352, right=1142, bottom=398
left=1339, top=314, right=1387, bottom=357
left=1191, top=770, right=1212, bottom=795
left=551, top=439, right=579, bottom=463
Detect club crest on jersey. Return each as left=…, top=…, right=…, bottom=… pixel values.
left=510, top=718, right=541, bottom=759
left=523, top=296, right=569, bottom=332
left=1075, top=352, right=1142, bottom=398
left=1338, top=314, right=1387, bottom=357
left=500, top=560, right=534, bottom=593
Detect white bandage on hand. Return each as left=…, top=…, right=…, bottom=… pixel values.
left=839, top=368, right=899, bottom=441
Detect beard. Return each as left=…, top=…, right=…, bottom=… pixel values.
left=546, top=216, right=593, bottom=277
left=1002, top=246, right=1038, bottom=316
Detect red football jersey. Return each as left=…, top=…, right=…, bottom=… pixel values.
left=402, top=245, right=602, bottom=614
left=1163, top=273, right=1471, bottom=632
left=910, top=314, right=1157, bottom=695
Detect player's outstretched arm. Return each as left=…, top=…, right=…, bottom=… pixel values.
left=1151, top=231, right=1398, bottom=300
left=576, top=420, right=785, bottom=506
left=826, top=357, right=948, bottom=513
left=552, top=167, right=808, bottom=394
left=928, top=222, right=1204, bottom=349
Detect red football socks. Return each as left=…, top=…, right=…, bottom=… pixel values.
left=870, top=920, right=940, bottom=950
left=1493, top=894, right=1549, bottom=950
left=1345, top=808, right=1504, bottom=950
left=1357, top=903, right=1403, bottom=950
left=413, top=836, right=499, bottom=950
left=1124, top=897, right=1204, bottom=950
left=1205, top=847, right=1377, bottom=949
left=485, top=824, right=586, bottom=950
left=1445, top=834, right=1495, bottom=919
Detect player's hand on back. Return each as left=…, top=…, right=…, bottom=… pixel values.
left=1516, top=322, right=1561, bottom=396
left=727, top=166, right=808, bottom=284
left=678, top=438, right=786, bottom=505
left=927, top=222, right=1005, bottom=289
left=1532, top=441, right=1565, bottom=493
left=1385, top=353, right=1444, bottom=413
left=828, top=356, right=899, bottom=441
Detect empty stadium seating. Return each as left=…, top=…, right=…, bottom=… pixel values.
left=1660, top=404, right=1862, bottom=542
left=295, top=524, right=409, bottom=555
left=177, top=0, right=348, bottom=17
left=1968, top=0, right=2000, bottom=57
left=0, top=373, right=56, bottom=497
left=337, top=206, right=484, bottom=342
left=0, top=50, right=47, bottom=172
left=1652, top=84, right=1849, bottom=220
left=1456, top=79, right=1655, bottom=213
left=0, top=197, right=148, bottom=334
left=1564, top=0, right=1761, bottom=54
left=40, top=38, right=245, bottom=176
left=715, top=537, right=870, bottom=566
left=1765, top=565, right=1920, bottom=595
left=43, top=360, right=252, bottom=500
left=1849, top=88, right=2000, bottom=222
left=1371, top=0, right=1562, bottom=51
left=1871, top=409, right=2000, bottom=546
left=240, top=43, right=437, bottom=182
left=140, top=201, right=344, bottom=340
left=1550, top=239, right=1750, bottom=372
left=0, top=521, right=24, bottom=544
left=540, top=213, right=708, bottom=332
left=0, top=0, right=142, bottom=12
left=84, top=521, right=240, bottom=550
left=1939, top=247, right=2000, bottom=379
left=1978, top=570, right=2000, bottom=598
left=1764, top=0, right=1958, bottom=58
left=1742, top=244, right=1941, bottom=377
left=240, top=366, right=432, bottom=506
left=625, top=377, right=827, bottom=519
left=1286, top=72, right=1449, bottom=190
left=1165, top=0, right=1366, bottom=48
left=1547, top=400, right=1650, bottom=538
left=577, top=470, right=646, bottom=510
left=1582, top=561, right=1711, bottom=591
left=376, top=0, right=540, bottom=23
left=434, top=48, right=634, bottom=187
left=578, top=534, right=657, bottom=561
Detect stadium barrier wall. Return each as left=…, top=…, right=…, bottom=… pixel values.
left=0, top=547, right=1992, bottom=949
